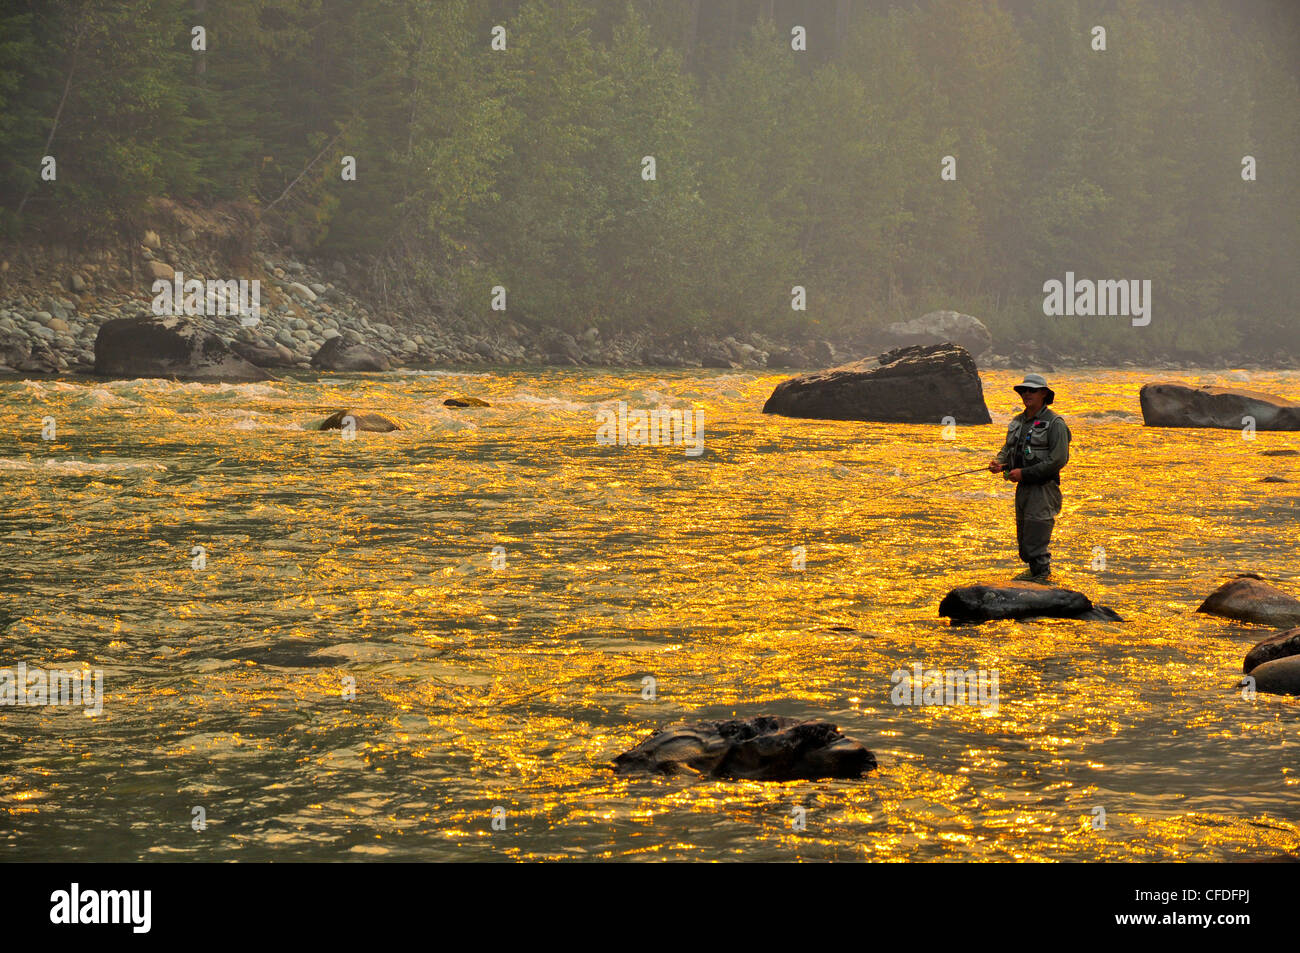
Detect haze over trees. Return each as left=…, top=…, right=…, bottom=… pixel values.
left=1, top=0, right=1296, bottom=361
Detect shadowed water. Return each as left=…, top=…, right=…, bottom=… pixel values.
left=1, top=367, right=1297, bottom=861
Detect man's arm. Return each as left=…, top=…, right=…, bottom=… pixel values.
left=990, top=427, right=1015, bottom=473
left=1019, top=418, right=1070, bottom=484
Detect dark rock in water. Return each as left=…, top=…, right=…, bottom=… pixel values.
left=443, top=396, right=490, bottom=408
left=311, top=335, right=391, bottom=372
left=939, top=581, right=1122, bottom=623
left=318, top=410, right=402, bottom=432
left=1261, top=476, right=1290, bottom=483
left=1246, top=656, right=1300, bottom=696
left=1197, top=575, right=1300, bottom=628
left=231, top=340, right=296, bottom=368
left=94, top=314, right=271, bottom=382
left=1244, top=627, right=1300, bottom=675
left=1139, top=382, right=1300, bottom=430
left=762, top=343, right=992, bottom=424
left=1260, top=449, right=1299, bottom=457
left=613, top=715, right=876, bottom=781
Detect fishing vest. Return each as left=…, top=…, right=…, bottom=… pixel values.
left=1007, top=407, right=1068, bottom=480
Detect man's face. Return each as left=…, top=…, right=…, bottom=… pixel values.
left=1019, top=388, right=1047, bottom=414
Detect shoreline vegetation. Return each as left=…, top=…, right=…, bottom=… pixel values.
left=1, top=1, right=1297, bottom=373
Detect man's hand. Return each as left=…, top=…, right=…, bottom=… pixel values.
left=988, top=459, right=1004, bottom=474
left=1008, top=468, right=1023, bottom=483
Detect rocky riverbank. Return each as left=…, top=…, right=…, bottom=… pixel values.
left=0, top=229, right=803, bottom=374
left=3, top=223, right=1297, bottom=377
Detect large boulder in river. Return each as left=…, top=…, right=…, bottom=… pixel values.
left=94, top=314, right=271, bottom=382
left=1197, top=575, right=1300, bottom=628
left=613, top=716, right=876, bottom=781
left=939, top=581, right=1122, bottom=623
left=1243, top=627, right=1300, bottom=675
left=1245, top=657, right=1300, bottom=696
left=874, top=310, right=992, bottom=357
left=310, top=334, right=391, bottom=372
left=1139, top=382, right=1300, bottom=430
left=318, top=410, right=402, bottom=433
left=762, top=343, right=992, bottom=424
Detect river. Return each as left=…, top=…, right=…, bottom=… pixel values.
left=1, top=366, right=1297, bottom=860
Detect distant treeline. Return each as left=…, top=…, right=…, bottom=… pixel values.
left=1, top=0, right=1297, bottom=359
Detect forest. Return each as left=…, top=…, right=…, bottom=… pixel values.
left=1, top=0, right=1296, bottom=361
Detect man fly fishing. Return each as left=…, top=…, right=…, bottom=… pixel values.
left=988, top=373, right=1071, bottom=584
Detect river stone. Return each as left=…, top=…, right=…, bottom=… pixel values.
left=443, top=396, right=490, bottom=408
left=288, top=281, right=316, bottom=302
left=318, top=410, right=402, bottom=433
left=311, top=336, right=391, bottom=372
left=939, top=581, right=1123, bottom=623
left=613, top=716, right=876, bottom=781
left=144, top=260, right=174, bottom=281
left=94, top=314, right=272, bottom=382
left=1246, top=656, right=1300, bottom=696
left=875, top=310, right=993, bottom=357
left=1260, top=449, right=1299, bottom=457
left=230, top=340, right=296, bottom=368
left=0, top=332, right=30, bottom=368
left=1243, top=627, right=1300, bottom=675
left=1139, top=382, right=1300, bottom=430
left=1196, top=575, right=1300, bottom=628
left=19, top=339, right=63, bottom=374
left=763, top=343, right=992, bottom=424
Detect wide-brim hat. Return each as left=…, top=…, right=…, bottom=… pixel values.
left=1013, top=373, right=1055, bottom=404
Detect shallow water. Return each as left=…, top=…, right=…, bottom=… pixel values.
left=1, top=366, right=1297, bottom=861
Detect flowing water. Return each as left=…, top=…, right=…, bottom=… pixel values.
left=1, top=367, right=1297, bottom=861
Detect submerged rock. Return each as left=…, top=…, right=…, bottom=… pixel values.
left=94, top=314, right=271, bottom=382
left=1197, top=575, right=1300, bottom=628
left=939, top=581, right=1122, bottom=623
left=318, top=410, right=402, bottom=432
left=443, top=396, right=490, bottom=408
left=762, top=342, right=992, bottom=424
left=1139, top=382, right=1300, bottom=430
left=613, top=715, right=876, bottom=781
left=1243, top=627, right=1300, bottom=675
